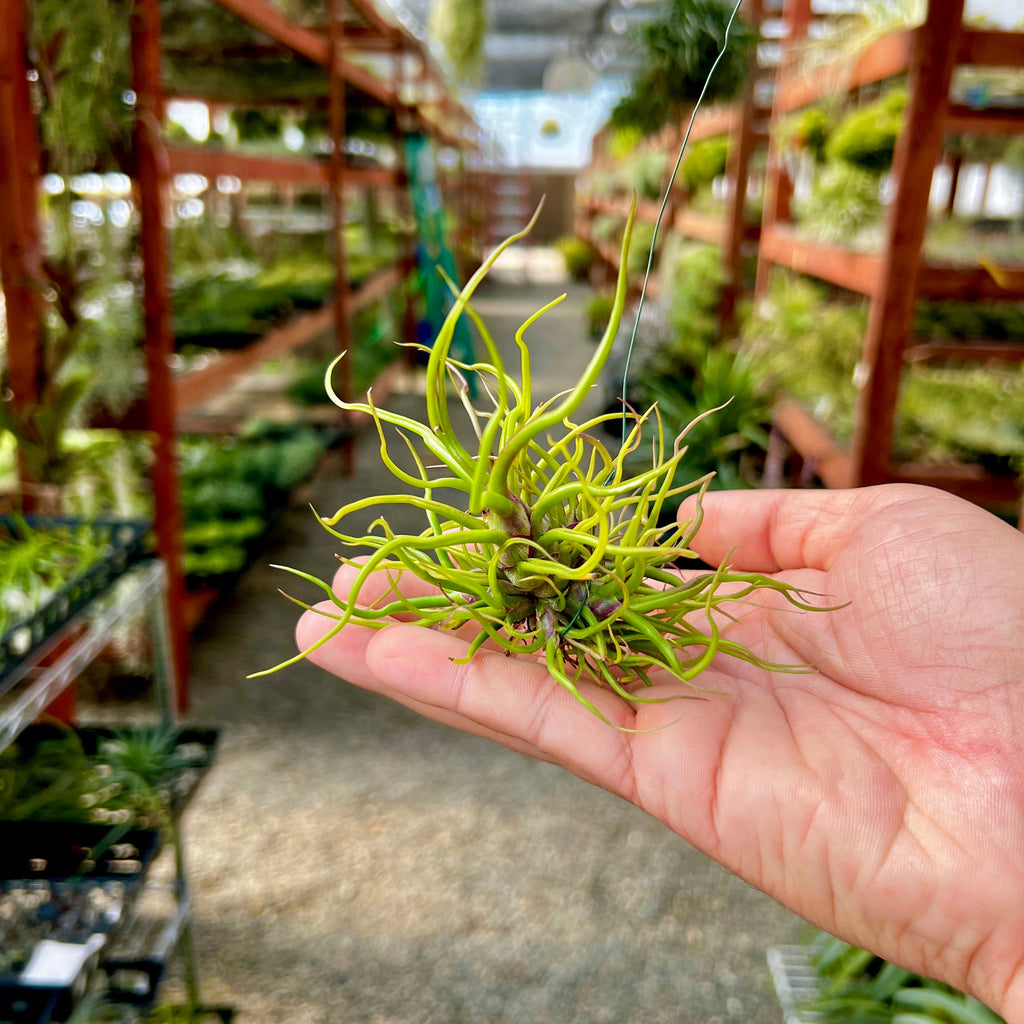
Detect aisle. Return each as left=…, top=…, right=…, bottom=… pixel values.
left=181, top=261, right=802, bottom=1024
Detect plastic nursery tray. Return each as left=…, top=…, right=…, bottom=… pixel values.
left=10, top=725, right=221, bottom=819
left=766, top=945, right=825, bottom=1024
left=0, top=518, right=151, bottom=689
left=0, top=877, right=129, bottom=990
left=0, top=984, right=63, bottom=1024
left=0, top=822, right=161, bottom=888
left=0, top=856, right=155, bottom=1024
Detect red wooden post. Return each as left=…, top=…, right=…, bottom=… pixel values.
left=945, top=153, right=963, bottom=217
left=327, top=0, right=355, bottom=475
left=393, top=29, right=420, bottom=353
left=720, top=0, right=763, bottom=336
left=131, top=0, right=190, bottom=709
left=0, top=0, right=46, bottom=434
left=754, top=0, right=808, bottom=299
left=850, top=0, right=965, bottom=485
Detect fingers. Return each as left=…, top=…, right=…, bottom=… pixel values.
left=363, top=623, right=640, bottom=796
left=679, top=484, right=938, bottom=573
left=296, top=602, right=639, bottom=794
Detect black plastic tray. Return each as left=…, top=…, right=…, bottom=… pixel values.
left=0, top=822, right=161, bottom=886
left=0, top=985, right=62, bottom=1024
left=0, top=519, right=151, bottom=689
left=8, top=726, right=220, bottom=820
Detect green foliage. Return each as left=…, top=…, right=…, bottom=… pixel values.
left=28, top=0, right=133, bottom=175
left=626, top=221, right=660, bottom=277
left=589, top=215, right=620, bottom=244
left=555, top=236, right=597, bottom=281
left=802, top=932, right=1005, bottom=1024
left=629, top=242, right=770, bottom=506
left=827, top=88, right=906, bottom=173
left=0, top=725, right=206, bottom=829
left=610, top=0, right=755, bottom=136
left=775, top=106, right=832, bottom=163
left=0, top=731, right=114, bottom=824
left=913, top=300, right=1024, bottom=341
left=0, top=189, right=144, bottom=487
left=288, top=304, right=401, bottom=404
left=0, top=518, right=112, bottom=636
left=639, top=349, right=771, bottom=503
left=628, top=151, right=670, bottom=201
left=740, top=271, right=866, bottom=440
left=172, top=259, right=337, bottom=346
left=584, top=292, right=618, bottom=340
left=680, top=135, right=731, bottom=193
left=658, top=240, right=727, bottom=367
left=178, top=424, right=325, bottom=578
left=742, top=274, right=1024, bottom=470
left=230, top=108, right=283, bottom=144
left=900, top=366, right=1024, bottom=470
left=5, top=1, right=143, bottom=489
left=797, top=163, right=885, bottom=242
left=607, top=126, right=645, bottom=160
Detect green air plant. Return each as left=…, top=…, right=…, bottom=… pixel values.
left=256, top=203, right=823, bottom=725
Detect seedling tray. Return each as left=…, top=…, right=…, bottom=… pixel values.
left=0, top=519, right=151, bottom=690
left=0, top=870, right=147, bottom=1022
left=9, top=726, right=221, bottom=819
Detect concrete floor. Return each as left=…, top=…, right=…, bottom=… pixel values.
left=176, top=256, right=805, bottom=1024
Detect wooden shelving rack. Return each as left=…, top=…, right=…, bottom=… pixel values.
left=755, top=0, right=1024, bottom=520
left=0, top=0, right=480, bottom=710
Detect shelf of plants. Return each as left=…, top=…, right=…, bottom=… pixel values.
left=0, top=549, right=201, bottom=1022
left=0, top=0, right=481, bottom=712
left=751, top=0, right=1024, bottom=523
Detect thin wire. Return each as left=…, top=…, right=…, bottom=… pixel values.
left=620, top=0, right=747, bottom=444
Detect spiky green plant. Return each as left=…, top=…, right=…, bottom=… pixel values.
left=256, top=203, right=822, bottom=724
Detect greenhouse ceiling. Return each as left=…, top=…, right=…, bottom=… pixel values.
left=379, top=0, right=667, bottom=93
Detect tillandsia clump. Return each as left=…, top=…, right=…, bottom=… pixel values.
left=260, top=203, right=822, bottom=724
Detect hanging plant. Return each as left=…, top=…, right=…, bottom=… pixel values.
left=28, top=0, right=134, bottom=176
left=1, top=0, right=141, bottom=494
left=610, top=0, right=755, bottom=136
left=428, top=0, right=488, bottom=86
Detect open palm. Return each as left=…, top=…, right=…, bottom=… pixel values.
left=296, top=484, right=1024, bottom=1020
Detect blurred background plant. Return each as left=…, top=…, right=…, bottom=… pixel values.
left=555, top=234, right=597, bottom=281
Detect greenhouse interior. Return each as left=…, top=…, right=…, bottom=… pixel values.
left=1, top=0, right=1023, bottom=1020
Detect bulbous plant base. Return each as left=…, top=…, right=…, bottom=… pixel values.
left=255, top=203, right=827, bottom=725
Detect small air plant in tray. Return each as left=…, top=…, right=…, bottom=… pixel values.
left=259, top=202, right=824, bottom=725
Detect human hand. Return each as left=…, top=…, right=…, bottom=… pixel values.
left=296, top=484, right=1024, bottom=1020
